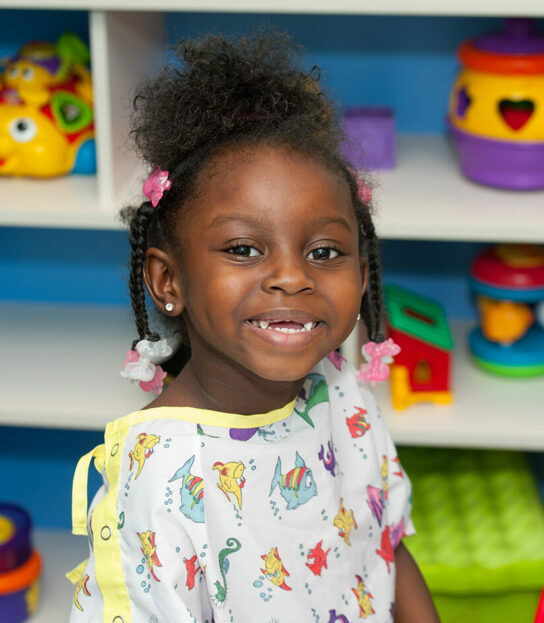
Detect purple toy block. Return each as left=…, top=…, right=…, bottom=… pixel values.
left=342, top=107, right=395, bottom=170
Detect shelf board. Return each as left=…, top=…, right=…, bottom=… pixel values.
left=1, top=1, right=543, bottom=16
left=0, top=176, right=118, bottom=230
left=32, top=530, right=88, bottom=623
left=373, top=321, right=544, bottom=451
left=2, top=135, right=544, bottom=240
left=0, top=303, right=145, bottom=430
left=2, top=303, right=544, bottom=450
left=374, top=135, right=544, bottom=243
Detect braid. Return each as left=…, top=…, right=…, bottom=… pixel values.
left=341, top=165, right=385, bottom=343
left=366, top=239, right=385, bottom=342
left=358, top=208, right=384, bottom=343
left=127, top=201, right=160, bottom=349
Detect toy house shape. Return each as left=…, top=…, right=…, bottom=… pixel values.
left=385, top=284, right=453, bottom=410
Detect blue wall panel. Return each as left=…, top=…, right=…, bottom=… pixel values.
left=167, top=14, right=507, bottom=133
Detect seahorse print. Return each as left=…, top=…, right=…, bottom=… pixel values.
left=213, top=537, right=241, bottom=604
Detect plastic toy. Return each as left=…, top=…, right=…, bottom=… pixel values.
left=0, top=504, right=41, bottom=623
left=469, top=244, right=544, bottom=377
left=401, top=447, right=544, bottom=623
left=342, top=107, right=395, bottom=170
left=385, top=284, right=453, bottom=410
left=0, top=33, right=95, bottom=178
left=448, top=18, right=544, bottom=189
left=536, top=588, right=544, bottom=623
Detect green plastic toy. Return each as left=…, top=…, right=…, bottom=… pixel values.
left=400, top=447, right=544, bottom=623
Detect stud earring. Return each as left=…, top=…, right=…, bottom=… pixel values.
left=165, top=302, right=174, bottom=312
left=357, top=313, right=361, bottom=321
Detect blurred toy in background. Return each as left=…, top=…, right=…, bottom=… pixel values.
left=0, top=32, right=95, bottom=177
left=535, top=587, right=544, bottom=623
left=342, top=107, right=395, bottom=170
left=0, top=504, right=41, bottom=623
left=384, top=284, right=453, bottom=410
left=401, top=447, right=544, bottom=623
left=448, top=18, right=544, bottom=189
left=1, top=33, right=92, bottom=105
left=469, top=244, right=544, bottom=377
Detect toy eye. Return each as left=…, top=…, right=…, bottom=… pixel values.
left=9, top=117, right=38, bottom=143
left=7, top=66, right=19, bottom=79
left=21, top=67, right=34, bottom=81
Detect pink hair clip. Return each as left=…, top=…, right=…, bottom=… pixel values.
left=356, top=174, right=372, bottom=204
left=357, top=338, right=401, bottom=386
left=120, top=338, right=172, bottom=394
left=143, top=167, right=172, bottom=207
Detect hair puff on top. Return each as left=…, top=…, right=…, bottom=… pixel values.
left=130, top=28, right=343, bottom=171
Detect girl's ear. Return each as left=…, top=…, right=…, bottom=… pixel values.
left=143, top=247, right=184, bottom=316
left=360, top=257, right=369, bottom=297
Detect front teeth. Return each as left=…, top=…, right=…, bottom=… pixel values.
left=250, top=320, right=317, bottom=332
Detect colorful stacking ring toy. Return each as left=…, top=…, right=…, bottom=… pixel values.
left=0, top=504, right=41, bottom=623
left=448, top=18, right=544, bottom=189
left=469, top=245, right=544, bottom=377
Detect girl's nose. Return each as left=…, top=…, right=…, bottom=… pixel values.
left=261, top=253, right=316, bottom=295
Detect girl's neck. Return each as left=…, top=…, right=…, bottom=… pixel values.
left=145, top=356, right=306, bottom=415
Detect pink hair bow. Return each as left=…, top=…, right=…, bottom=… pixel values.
left=357, top=338, right=401, bottom=386
left=356, top=174, right=372, bottom=204
left=143, top=167, right=172, bottom=207
left=120, top=338, right=172, bottom=394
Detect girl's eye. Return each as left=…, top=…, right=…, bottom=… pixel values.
left=227, top=245, right=260, bottom=258
left=307, top=247, right=340, bottom=261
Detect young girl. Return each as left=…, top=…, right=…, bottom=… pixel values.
left=68, top=30, right=439, bottom=623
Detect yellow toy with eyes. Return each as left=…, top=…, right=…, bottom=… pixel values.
left=1, top=34, right=91, bottom=107
left=0, top=34, right=95, bottom=178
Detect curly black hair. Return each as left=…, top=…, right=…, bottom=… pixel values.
left=122, top=28, right=384, bottom=375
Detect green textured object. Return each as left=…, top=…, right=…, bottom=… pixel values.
left=400, top=447, right=544, bottom=623
left=473, top=356, right=544, bottom=378
left=384, top=284, right=453, bottom=351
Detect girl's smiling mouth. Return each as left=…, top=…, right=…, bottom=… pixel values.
left=244, top=311, right=324, bottom=344
left=247, top=319, right=321, bottom=333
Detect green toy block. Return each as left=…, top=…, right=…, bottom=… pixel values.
left=385, top=284, right=453, bottom=351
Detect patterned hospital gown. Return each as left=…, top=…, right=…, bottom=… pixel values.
left=68, top=352, right=414, bottom=623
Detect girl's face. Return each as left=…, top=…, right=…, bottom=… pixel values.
left=166, top=145, right=365, bottom=383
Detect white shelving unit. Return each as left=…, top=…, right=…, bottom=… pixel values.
left=30, top=530, right=88, bottom=623
left=2, top=302, right=544, bottom=450
left=1, top=5, right=543, bottom=236
left=0, top=0, right=542, bottom=440
left=3, top=133, right=544, bottom=240
left=2, top=0, right=544, bottom=16
left=1, top=2, right=542, bottom=618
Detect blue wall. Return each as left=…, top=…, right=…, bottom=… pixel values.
left=0, top=10, right=538, bottom=530
left=168, top=13, right=505, bottom=133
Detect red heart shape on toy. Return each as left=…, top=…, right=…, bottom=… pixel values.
left=499, top=99, right=534, bottom=131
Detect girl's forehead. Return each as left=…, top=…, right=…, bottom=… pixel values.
left=190, top=145, right=354, bottom=224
